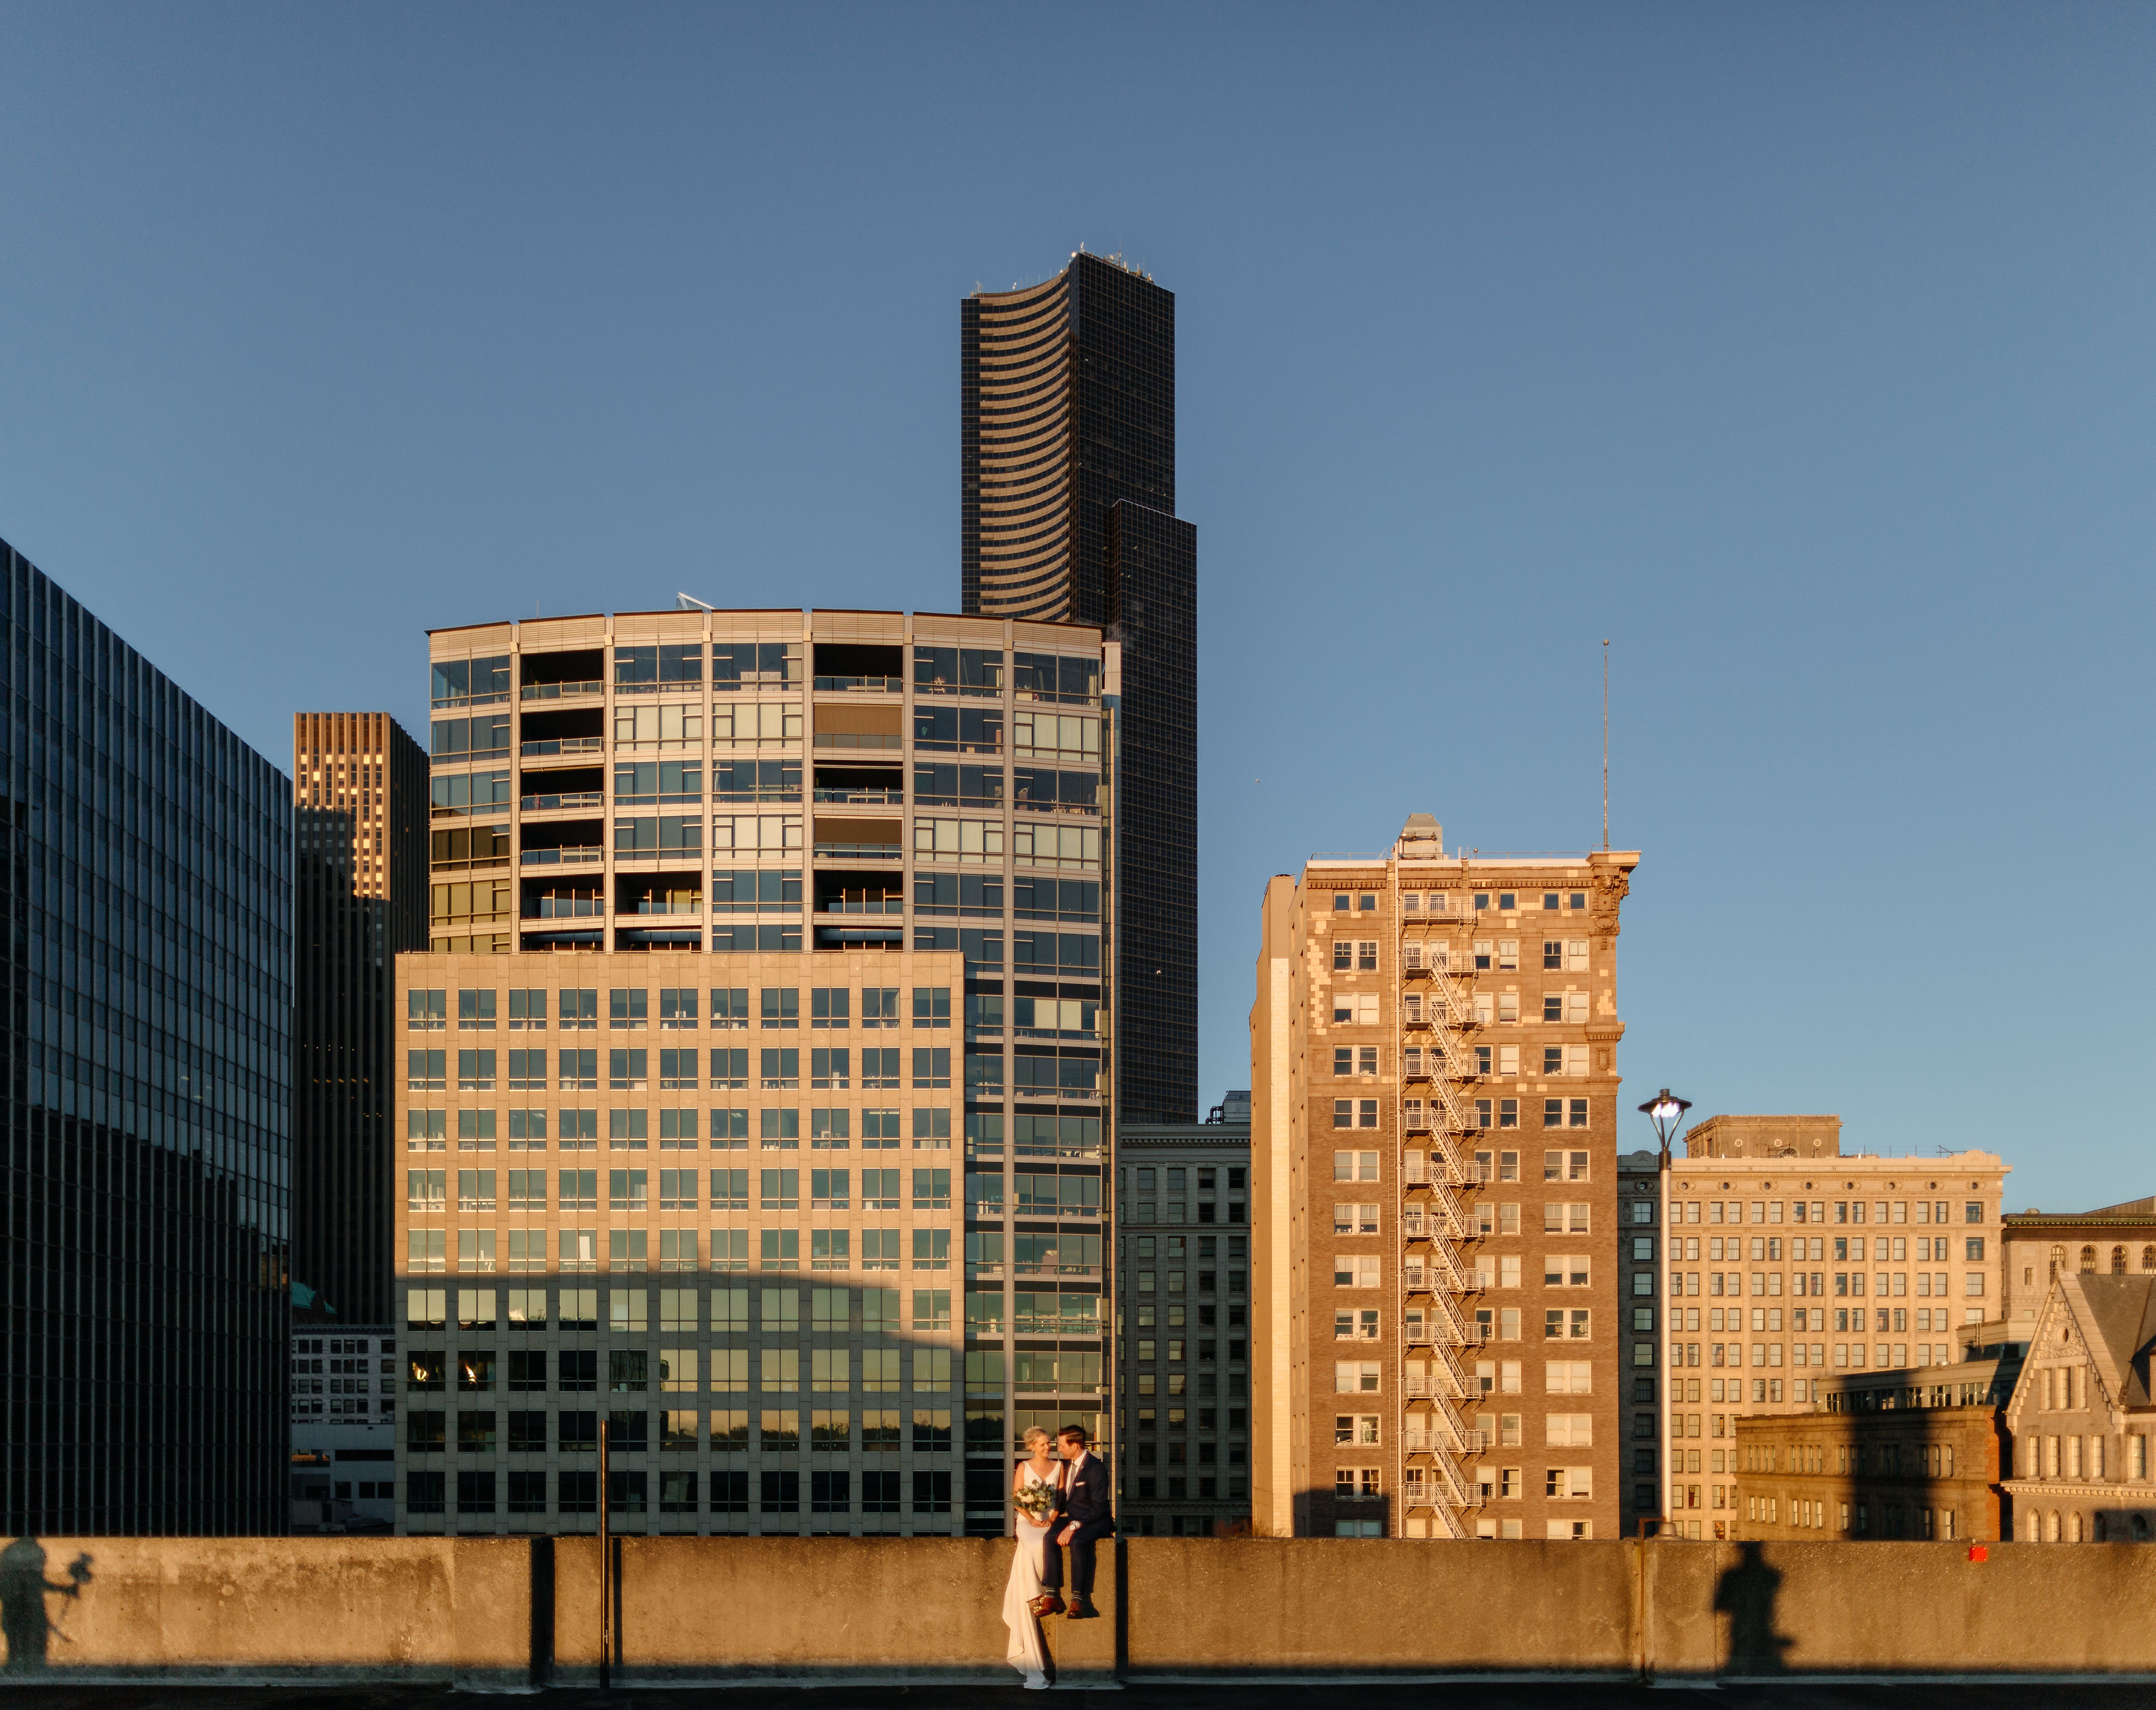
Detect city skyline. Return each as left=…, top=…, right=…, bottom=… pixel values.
left=1, top=10, right=2152, bottom=1210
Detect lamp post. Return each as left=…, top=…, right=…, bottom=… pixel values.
left=1638, top=1090, right=1691, bottom=1542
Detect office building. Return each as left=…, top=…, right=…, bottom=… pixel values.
left=398, top=609, right=1114, bottom=1537
left=962, top=251, right=1195, bottom=1123
left=1250, top=813, right=1641, bottom=1539
left=0, top=535, right=291, bottom=1535
left=2001, top=1196, right=2156, bottom=1331
left=2001, top=1271, right=2156, bottom=1542
left=1118, top=1091, right=1252, bottom=1535
left=1617, top=1148, right=1661, bottom=1537
left=293, top=713, right=428, bottom=1324
left=1732, top=1343, right=2022, bottom=1541
left=1658, top=1117, right=2007, bottom=1537
left=290, top=1324, right=398, bottom=1533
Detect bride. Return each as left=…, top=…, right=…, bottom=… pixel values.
left=1001, top=1426, right=1065, bottom=1688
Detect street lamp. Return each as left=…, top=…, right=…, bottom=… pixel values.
left=1639, top=1089, right=1692, bottom=1165
left=1638, top=1088, right=1692, bottom=1546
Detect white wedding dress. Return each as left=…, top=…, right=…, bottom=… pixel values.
left=1002, top=1460, right=1061, bottom=1685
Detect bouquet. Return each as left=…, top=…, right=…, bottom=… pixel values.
left=1013, top=1482, right=1057, bottom=1521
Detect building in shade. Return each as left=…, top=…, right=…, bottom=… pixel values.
left=1250, top=814, right=1641, bottom=1541
left=1116, top=1092, right=1252, bottom=1536
left=0, top=535, right=291, bottom=1535
left=1617, top=1148, right=1663, bottom=1538
left=398, top=609, right=1114, bottom=1538
left=292, top=714, right=428, bottom=1326
left=962, top=253, right=1195, bottom=1124
left=1733, top=1341, right=2022, bottom=1542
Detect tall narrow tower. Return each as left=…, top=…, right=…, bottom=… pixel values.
left=962, top=251, right=1197, bottom=1123
left=292, top=712, right=429, bottom=1324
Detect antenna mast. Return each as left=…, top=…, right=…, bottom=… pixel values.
left=1601, top=639, right=1610, bottom=850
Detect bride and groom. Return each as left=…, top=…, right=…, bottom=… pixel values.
left=1001, top=1424, right=1113, bottom=1688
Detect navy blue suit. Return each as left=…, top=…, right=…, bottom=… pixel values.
left=1040, top=1450, right=1114, bottom=1599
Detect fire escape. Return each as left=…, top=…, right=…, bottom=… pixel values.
left=1399, top=921, right=1487, bottom=1538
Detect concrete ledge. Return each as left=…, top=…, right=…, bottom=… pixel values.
left=1, top=1535, right=2151, bottom=1683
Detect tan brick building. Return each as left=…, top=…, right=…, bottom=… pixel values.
left=2000, top=1197, right=2156, bottom=1333
left=1660, top=1123, right=2008, bottom=1537
left=1252, top=814, right=1640, bottom=1539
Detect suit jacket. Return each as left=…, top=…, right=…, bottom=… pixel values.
left=1057, top=1451, right=1115, bottom=1538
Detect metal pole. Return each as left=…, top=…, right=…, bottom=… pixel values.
left=598, top=1417, right=611, bottom=1688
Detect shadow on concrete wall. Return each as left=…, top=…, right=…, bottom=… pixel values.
left=1712, top=1541, right=1788, bottom=1675
left=0, top=1538, right=92, bottom=1672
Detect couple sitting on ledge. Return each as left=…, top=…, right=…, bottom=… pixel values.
left=1002, top=1424, right=1113, bottom=1688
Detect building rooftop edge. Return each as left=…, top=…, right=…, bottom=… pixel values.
left=428, top=610, right=1107, bottom=642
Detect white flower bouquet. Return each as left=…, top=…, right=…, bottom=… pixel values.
left=1013, top=1482, right=1057, bottom=1521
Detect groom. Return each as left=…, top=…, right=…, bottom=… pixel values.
left=1036, top=1425, right=1113, bottom=1620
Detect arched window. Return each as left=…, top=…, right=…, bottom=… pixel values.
left=2133, top=1514, right=2151, bottom=1542
left=2079, top=1245, right=2097, bottom=1272
left=2142, top=1245, right=2155, bottom=1273
left=2050, top=1245, right=2066, bottom=1281
left=2112, top=1246, right=2127, bottom=1274
left=2046, top=1510, right=2061, bottom=1542
left=2025, top=1511, right=2042, bottom=1542
left=2069, top=1511, right=2085, bottom=1542
left=2093, top=1513, right=2107, bottom=1542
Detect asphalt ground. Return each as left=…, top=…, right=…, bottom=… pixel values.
left=3, top=1684, right=2155, bottom=1710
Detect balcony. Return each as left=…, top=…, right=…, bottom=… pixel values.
left=813, top=787, right=903, bottom=806
left=520, top=792, right=603, bottom=812
left=529, top=898, right=604, bottom=919
left=522, top=847, right=603, bottom=866
left=623, top=899, right=701, bottom=915
left=813, top=675, right=904, bottom=694
left=814, top=731, right=902, bottom=751
left=814, top=841, right=901, bottom=861
left=522, top=737, right=605, bottom=759
left=521, top=680, right=604, bottom=702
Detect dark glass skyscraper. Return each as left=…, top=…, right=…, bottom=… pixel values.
left=0, top=536, right=292, bottom=1535
left=962, top=252, right=1197, bottom=1122
left=291, top=712, right=427, bottom=1326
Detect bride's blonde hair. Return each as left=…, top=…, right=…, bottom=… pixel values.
left=1022, top=1426, right=1052, bottom=1450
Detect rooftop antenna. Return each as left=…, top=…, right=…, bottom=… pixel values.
left=1601, top=639, right=1610, bottom=849
left=677, top=592, right=716, bottom=613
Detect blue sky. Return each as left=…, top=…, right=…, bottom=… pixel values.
left=1, top=5, right=2149, bottom=1209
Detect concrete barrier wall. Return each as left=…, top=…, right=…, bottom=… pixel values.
left=4, top=1535, right=2155, bottom=1684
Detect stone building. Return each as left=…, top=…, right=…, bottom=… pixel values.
left=1658, top=1120, right=2007, bottom=1537
left=2001, top=1197, right=2156, bottom=1332
left=2001, top=1272, right=2156, bottom=1542
left=1731, top=1346, right=2019, bottom=1541
left=1251, top=813, right=1640, bottom=1540
left=1116, top=1092, right=1252, bottom=1536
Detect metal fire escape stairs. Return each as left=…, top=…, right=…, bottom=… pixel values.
left=1398, top=921, right=1488, bottom=1538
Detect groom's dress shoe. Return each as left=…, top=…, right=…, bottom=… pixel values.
left=1031, top=1593, right=1065, bottom=1617
left=1066, top=1600, right=1099, bottom=1620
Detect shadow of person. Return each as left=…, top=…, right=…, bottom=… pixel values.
left=1712, top=1540, right=1790, bottom=1675
left=0, top=1538, right=90, bottom=1672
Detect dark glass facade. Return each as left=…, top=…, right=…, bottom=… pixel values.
left=292, top=712, right=428, bottom=1326
left=963, top=253, right=1198, bottom=1122
left=0, top=537, right=292, bottom=1535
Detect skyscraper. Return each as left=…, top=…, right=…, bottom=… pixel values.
left=0, top=535, right=292, bottom=1535
left=962, top=251, right=1197, bottom=1123
left=292, top=712, right=428, bottom=1325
